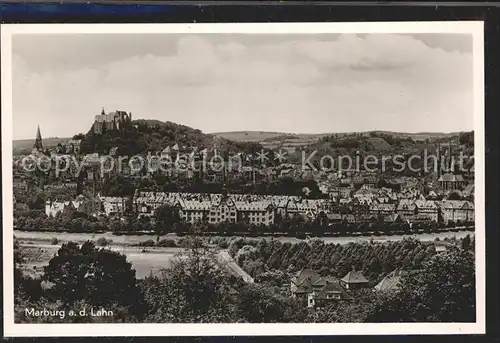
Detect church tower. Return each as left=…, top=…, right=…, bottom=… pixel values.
left=33, top=125, right=43, bottom=152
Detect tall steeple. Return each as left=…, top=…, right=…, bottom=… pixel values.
left=33, top=125, right=43, bottom=151
left=448, top=137, right=453, bottom=172
left=437, top=142, right=441, bottom=178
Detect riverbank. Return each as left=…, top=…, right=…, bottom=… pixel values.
left=14, top=229, right=475, bottom=247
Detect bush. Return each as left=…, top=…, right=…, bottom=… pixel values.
left=96, top=237, right=112, bottom=246
left=210, top=236, right=230, bottom=249
left=176, top=237, right=190, bottom=248
left=156, top=239, right=177, bottom=248
left=217, top=239, right=229, bottom=249
left=50, top=238, right=59, bottom=245
left=138, top=239, right=155, bottom=247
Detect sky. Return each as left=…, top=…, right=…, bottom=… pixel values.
left=11, top=33, right=474, bottom=140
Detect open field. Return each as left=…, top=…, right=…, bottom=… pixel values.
left=19, top=243, right=184, bottom=279
left=18, top=240, right=253, bottom=280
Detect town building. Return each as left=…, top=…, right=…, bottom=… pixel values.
left=177, top=198, right=211, bottom=224
left=369, top=203, right=396, bottom=216
left=437, top=200, right=475, bottom=224
left=98, top=196, right=128, bottom=217
left=396, top=199, right=417, bottom=216
left=413, top=200, right=439, bottom=222
left=291, top=269, right=351, bottom=308
left=339, top=271, right=370, bottom=290
left=235, top=200, right=275, bottom=226
left=329, top=186, right=354, bottom=199
left=208, top=194, right=238, bottom=224
left=45, top=195, right=101, bottom=218
left=66, top=139, right=83, bottom=154
left=307, top=278, right=351, bottom=308
left=175, top=194, right=276, bottom=226
left=438, top=173, right=466, bottom=191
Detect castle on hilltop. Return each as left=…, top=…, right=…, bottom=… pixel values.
left=92, top=108, right=132, bottom=134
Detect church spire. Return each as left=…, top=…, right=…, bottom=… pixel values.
left=33, top=125, right=43, bottom=151
left=448, top=137, right=453, bottom=172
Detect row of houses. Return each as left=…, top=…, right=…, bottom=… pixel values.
left=133, top=192, right=330, bottom=226
left=45, top=194, right=127, bottom=218
left=45, top=189, right=474, bottom=227
left=291, top=268, right=416, bottom=309
left=133, top=192, right=474, bottom=226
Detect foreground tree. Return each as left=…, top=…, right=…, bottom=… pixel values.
left=142, top=236, right=238, bottom=322
left=236, top=284, right=307, bottom=323
left=154, top=204, right=181, bottom=235
left=43, top=241, right=145, bottom=321
left=367, top=249, right=475, bottom=322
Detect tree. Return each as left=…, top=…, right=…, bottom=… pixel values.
left=461, top=234, right=472, bottom=251
left=27, top=191, right=46, bottom=210
left=14, top=239, right=25, bottom=293
left=309, top=289, right=377, bottom=323
left=43, top=241, right=144, bottom=319
left=153, top=204, right=181, bottom=235
left=367, top=249, right=475, bottom=322
left=141, top=236, right=237, bottom=322
left=236, top=284, right=307, bottom=323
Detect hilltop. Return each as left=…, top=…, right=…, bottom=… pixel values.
left=77, top=119, right=263, bottom=156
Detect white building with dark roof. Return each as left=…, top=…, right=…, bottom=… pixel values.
left=436, top=200, right=474, bottom=224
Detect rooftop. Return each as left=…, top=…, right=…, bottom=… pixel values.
left=341, top=271, right=369, bottom=284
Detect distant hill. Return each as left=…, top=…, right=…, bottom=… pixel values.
left=213, top=130, right=463, bottom=144
left=13, top=137, right=70, bottom=154
left=13, top=125, right=469, bottom=158
left=212, top=131, right=290, bottom=142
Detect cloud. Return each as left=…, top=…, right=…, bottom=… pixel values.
left=12, top=33, right=473, bottom=139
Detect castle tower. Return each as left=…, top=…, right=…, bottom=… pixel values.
left=33, top=125, right=43, bottom=152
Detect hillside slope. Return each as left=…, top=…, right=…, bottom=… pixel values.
left=13, top=137, right=71, bottom=154
left=80, top=120, right=263, bottom=156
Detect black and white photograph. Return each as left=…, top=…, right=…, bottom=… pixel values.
left=1, top=22, right=484, bottom=336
